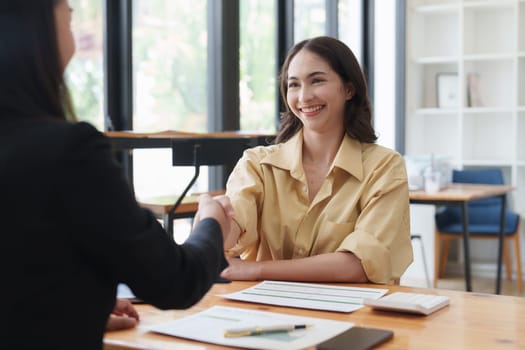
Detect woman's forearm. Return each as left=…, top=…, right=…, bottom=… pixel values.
left=222, top=252, right=369, bottom=283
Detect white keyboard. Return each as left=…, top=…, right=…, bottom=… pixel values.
left=363, top=292, right=450, bottom=315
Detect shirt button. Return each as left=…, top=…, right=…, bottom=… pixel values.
left=303, top=186, right=307, bottom=193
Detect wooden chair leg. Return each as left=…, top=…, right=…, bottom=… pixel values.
left=439, top=238, right=450, bottom=278
left=513, top=232, right=523, bottom=293
left=503, top=237, right=512, bottom=281
left=434, top=230, right=441, bottom=288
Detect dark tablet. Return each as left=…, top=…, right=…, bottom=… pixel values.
left=316, top=326, right=394, bottom=350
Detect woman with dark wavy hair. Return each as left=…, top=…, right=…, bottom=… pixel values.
left=0, top=1, right=233, bottom=349
left=216, top=36, right=412, bottom=285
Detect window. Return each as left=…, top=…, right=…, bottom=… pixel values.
left=338, top=0, right=363, bottom=65
left=239, top=0, right=277, bottom=132
left=132, top=0, right=209, bottom=199
left=294, top=0, right=326, bottom=42
left=132, top=0, right=207, bottom=132
left=374, top=0, right=397, bottom=149
left=95, top=0, right=368, bottom=198
left=67, top=0, right=104, bottom=130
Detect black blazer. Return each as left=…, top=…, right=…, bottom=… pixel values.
left=0, top=116, right=228, bottom=349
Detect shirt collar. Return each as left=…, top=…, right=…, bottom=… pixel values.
left=261, top=129, right=364, bottom=182
left=261, top=129, right=304, bottom=180
left=333, top=134, right=364, bottom=181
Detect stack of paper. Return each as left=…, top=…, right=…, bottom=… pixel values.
left=220, top=280, right=388, bottom=312
left=149, top=305, right=353, bottom=350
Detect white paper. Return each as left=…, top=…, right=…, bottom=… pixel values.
left=116, top=283, right=136, bottom=299
left=220, top=280, right=388, bottom=313
left=148, top=305, right=353, bottom=350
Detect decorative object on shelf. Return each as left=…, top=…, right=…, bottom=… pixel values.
left=467, top=73, right=483, bottom=107
left=404, top=154, right=451, bottom=191
left=436, top=73, right=459, bottom=108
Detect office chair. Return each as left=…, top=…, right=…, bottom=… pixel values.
left=138, top=137, right=252, bottom=238
left=434, top=168, right=522, bottom=292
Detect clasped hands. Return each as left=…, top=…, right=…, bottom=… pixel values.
left=106, top=194, right=240, bottom=333
left=194, top=193, right=237, bottom=249
left=195, top=194, right=256, bottom=280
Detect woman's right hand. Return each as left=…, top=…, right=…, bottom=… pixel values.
left=196, top=194, right=235, bottom=243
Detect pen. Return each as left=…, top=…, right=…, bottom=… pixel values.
left=224, top=324, right=312, bottom=338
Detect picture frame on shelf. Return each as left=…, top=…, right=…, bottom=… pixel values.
left=467, top=73, right=483, bottom=107
left=436, top=73, right=459, bottom=108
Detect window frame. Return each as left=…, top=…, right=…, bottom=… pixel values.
left=102, top=0, right=388, bottom=187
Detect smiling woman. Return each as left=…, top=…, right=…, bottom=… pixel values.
left=196, top=36, right=414, bottom=286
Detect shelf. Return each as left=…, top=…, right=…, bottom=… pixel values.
left=519, top=58, right=525, bottom=106
left=412, top=56, right=458, bottom=64
left=406, top=0, right=523, bottom=213
left=408, top=62, right=458, bottom=109
left=463, top=1, right=515, bottom=9
left=462, top=112, right=513, bottom=161
left=463, top=60, right=514, bottom=108
left=414, top=108, right=458, bottom=115
left=412, top=3, right=460, bottom=14
left=463, top=107, right=513, bottom=114
left=518, top=112, right=525, bottom=161
left=463, top=5, right=516, bottom=55
left=520, top=4, right=525, bottom=53
left=463, top=53, right=515, bottom=61
left=406, top=112, right=459, bottom=160
left=409, top=10, right=459, bottom=58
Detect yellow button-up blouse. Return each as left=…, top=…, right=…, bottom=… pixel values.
left=225, top=130, right=413, bottom=283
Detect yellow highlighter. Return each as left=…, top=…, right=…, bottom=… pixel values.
left=224, top=324, right=312, bottom=338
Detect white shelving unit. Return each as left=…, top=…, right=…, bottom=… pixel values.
left=403, top=0, right=525, bottom=286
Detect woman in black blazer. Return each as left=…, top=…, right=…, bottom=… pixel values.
left=0, top=1, right=232, bottom=349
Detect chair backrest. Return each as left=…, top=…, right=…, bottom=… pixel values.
left=451, top=168, right=509, bottom=225
left=452, top=168, right=503, bottom=207
left=436, top=168, right=519, bottom=231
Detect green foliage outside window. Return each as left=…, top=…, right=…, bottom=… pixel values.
left=133, top=0, right=207, bottom=132
left=240, top=0, right=277, bottom=132
left=66, top=0, right=104, bottom=130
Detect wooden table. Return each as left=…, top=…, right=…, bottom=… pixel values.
left=105, top=130, right=273, bottom=150
left=409, top=183, right=514, bottom=294
left=105, top=130, right=273, bottom=235
left=104, top=281, right=525, bottom=350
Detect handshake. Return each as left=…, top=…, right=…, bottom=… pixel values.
left=108, top=194, right=239, bottom=333
left=193, top=194, right=238, bottom=250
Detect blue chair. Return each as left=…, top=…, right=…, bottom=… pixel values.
left=435, top=169, right=522, bottom=292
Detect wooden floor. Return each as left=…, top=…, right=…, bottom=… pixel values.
left=436, top=274, right=524, bottom=297
left=403, top=274, right=524, bottom=297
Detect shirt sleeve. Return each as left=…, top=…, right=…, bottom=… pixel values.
left=336, top=151, right=413, bottom=284
left=225, top=148, right=266, bottom=258
left=58, top=122, right=228, bottom=309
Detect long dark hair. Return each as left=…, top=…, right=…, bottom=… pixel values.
left=275, top=36, right=376, bottom=144
left=0, top=0, right=75, bottom=121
